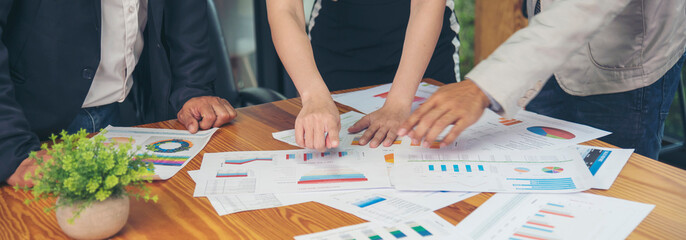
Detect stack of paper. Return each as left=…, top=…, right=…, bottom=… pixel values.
left=99, top=126, right=218, bottom=180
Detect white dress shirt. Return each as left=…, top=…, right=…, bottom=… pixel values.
left=82, top=0, right=148, bottom=108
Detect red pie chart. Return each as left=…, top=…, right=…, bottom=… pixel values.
left=527, top=126, right=576, bottom=140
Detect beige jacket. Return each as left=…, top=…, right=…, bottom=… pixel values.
left=467, top=0, right=686, bottom=117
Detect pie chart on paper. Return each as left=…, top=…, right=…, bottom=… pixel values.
left=527, top=126, right=576, bottom=140
left=542, top=166, right=564, bottom=174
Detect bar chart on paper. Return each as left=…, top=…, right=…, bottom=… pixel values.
left=455, top=193, right=655, bottom=240
left=298, top=169, right=369, bottom=184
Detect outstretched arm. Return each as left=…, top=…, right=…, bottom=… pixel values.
left=267, top=0, right=340, bottom=152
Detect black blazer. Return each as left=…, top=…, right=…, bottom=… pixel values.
left=0, top=0, right=216, bottom=181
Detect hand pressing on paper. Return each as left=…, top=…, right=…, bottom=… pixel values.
left=296, top=95, right=341, bottom=152
left=178, top=96, right=237, bottom=133
left=348, top=104, right=410, bottom=148
left=397, top=80, right=490, bottom=147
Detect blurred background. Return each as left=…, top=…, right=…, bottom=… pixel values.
left=212, top=0, right=684, bottom=167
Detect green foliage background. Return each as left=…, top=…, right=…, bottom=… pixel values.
left=454, top=0, right=475, bottom=78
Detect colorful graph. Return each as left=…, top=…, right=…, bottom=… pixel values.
left=136, top=154, right=188, bottom=166
left=527, top=126, right=576, bottom=140
left=286, top=154, right=296, bottom=159
left=508, top=177, right=576, bottom=190
left=352, top=136, right=361, bottom=145
left=224, top=158, right=272, bottom=165
left=407, top=222, right=432, bottom=237
left=384, top=154, right=395, bottom=163
left=386, top=227, right=407, bottom=238
left=411, top=140, right=441, bottom=149
left=499, top=117, right=523, bottom=126
left=216, top=169, right=249, bottom=178
left=542, top=166, right=564, bottom=174
left=304, top=153, right=314, bottom=161
left=374, top=92, right=425, bottom=102
left=321, top=152, right=332, bottom=157
left=514, top=167, right=530, bottom=173
left=339, top=151, right=349, bottom=157
left=428, top=164, right=484, bottom=173
left=353, top=196, right=386, bottom=208
left=298, top=168, right=368, bottom=184
left=363, top=229, right=383, bottom=240
left=581, top=149, right=611, bottom=175
left=146, top=139, right=193, bottom=153
left=512, top=202, right=574, bottom=240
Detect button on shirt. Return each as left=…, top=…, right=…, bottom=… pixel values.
left=82, top=0, right=148, bottom=108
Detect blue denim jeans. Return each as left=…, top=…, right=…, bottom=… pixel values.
left=65, top=102, right=120, bottom=134
left=527, top=53, right=686, bottom=160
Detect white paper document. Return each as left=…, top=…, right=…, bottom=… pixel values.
left=99, top=126, right=218, bottom=180
left=331, top=82, right=440, bottom=114
left=576, top=146, right=634, bottom=190
left=317, top=189, right=478, bottom=225
left=455, top=193, right=654, bottom=240
left=193, top=150, right=391, bottom=197
left=295, top=212, right=469, bottom=240
left=272, top=111, right=366, bottom=148
left=391, top=148, right=594, bottom=193
left=189, top=170, right=346, bottom=215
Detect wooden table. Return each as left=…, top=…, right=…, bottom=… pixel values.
left=2, top=84, right=686, bottom=240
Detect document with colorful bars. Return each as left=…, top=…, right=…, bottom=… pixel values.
left=193, top=149, right=391, bottom=197
left=100, top=126, right=218, bottom=180
left=391, top=147, right=594, bottom=193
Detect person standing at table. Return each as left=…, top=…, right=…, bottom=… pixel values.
left=0, top=0, right=238, bottom=187
left=398, top=0, right=686, bottom=160
left=267, top=0, right=460, bottom=152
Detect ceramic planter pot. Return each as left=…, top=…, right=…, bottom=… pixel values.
left=55, top=196, right=130, bottom=240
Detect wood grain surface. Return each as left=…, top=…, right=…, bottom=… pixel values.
left=2, top=81, right=685, bottom=239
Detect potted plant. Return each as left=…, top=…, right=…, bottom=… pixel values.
left=18, top=130, right=158, bottom=240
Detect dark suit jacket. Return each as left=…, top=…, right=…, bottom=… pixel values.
left=0, top=0, right=216, bottom=181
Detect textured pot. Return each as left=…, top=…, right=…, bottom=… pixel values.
left=56, top=196, right=130, bottom=240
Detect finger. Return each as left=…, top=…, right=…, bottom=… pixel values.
left=178, top=109, right=199, bottom=133
left=382, top=130, right=398, bottom=147
left=398, top=100, right=436, bottom=136
left=197, top=103, right=217, bottom=130
left=424, top=113, right=459, bottom=147
left=369, top=126, right=390, bottom=148
left=441, top=120, right=470, bottom=148
left=211, top=99, right=233, bottom=128
left=409, top=108, right=448, bottom=143
left=348, top=116, right=371, bottom=134
left=357, top=123, right=379, bottom=146
left=313, top=121, right=327, bottom=152
left=304, top=120, right=315, bottom=149
left=295, top=119, right=305, bottom=147
left=326, top=121, right=340, bottom=149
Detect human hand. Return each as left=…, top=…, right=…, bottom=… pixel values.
left=178, top=96, right=237, bottom=133
left=397, top=80, right=490, bottom=148
left=296, top=95, right=340, bottom=152
left=348, top=105, right=410, bottom=148
left=6, top=150, right=49, bottom=187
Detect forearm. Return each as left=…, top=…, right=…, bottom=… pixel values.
left=267, top=0, right=329, bottom=102
left=385, top=0, right=444, bottom=107
left=467, top=0, right=632, bottom=116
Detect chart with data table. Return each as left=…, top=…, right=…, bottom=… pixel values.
left=455, top=193, right=654, bottom=240
left=391, top=148, right=594, bottom=193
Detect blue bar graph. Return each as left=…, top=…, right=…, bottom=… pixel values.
left=466, top=165, right=472, bottom=172
left=428, top=165, right=434, bottom=171
left=353, top=196, right=387, bottom=208
left=507, top=178, right=577, bottom=190
left=478, top=165, right=484, bottom=171
left=441, top=165, right=447, bottom=171
left=453, top=165, right=459, bottom=172
left=534, top=214, right=545, bottom=217
left=547, top=203, right=564, bottom=208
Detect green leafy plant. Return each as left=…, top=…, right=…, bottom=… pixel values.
left=17, top=129, right=158, bottom=223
